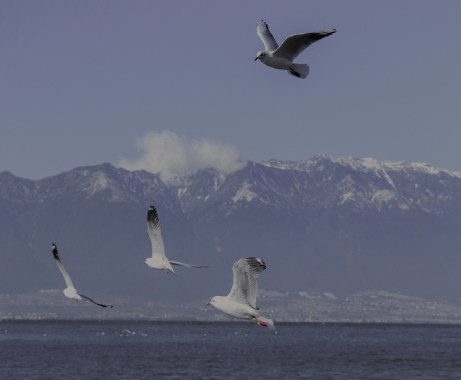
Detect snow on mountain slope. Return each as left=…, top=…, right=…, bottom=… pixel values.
left=259, top=155, right=461, bottom=214
left=261, top=154, right=461, bottom=179
left=3, top=155, right=461, bottom=216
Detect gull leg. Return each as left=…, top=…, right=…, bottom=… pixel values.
left=252, top=316, right=268, bottom=327
left=164, top=268, right=169, bottom=274
left=75, top=299, right=78, bottom=302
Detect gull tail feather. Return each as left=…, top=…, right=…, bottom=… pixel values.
left=287, top=64, right=310, bottom=79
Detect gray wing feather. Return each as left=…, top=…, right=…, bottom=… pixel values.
left=228, top=257, right=266, bottom=309
left=52, top=244, right=75, bottom=289
left=257, top=20, right=278, bottom=51
left=79, top=294, right=113, bottom=308
left=147, top=206, right=166, bottom=259
left=273, top=29, right=336, bottom=61
left=169, top=261, right=209, bottom=268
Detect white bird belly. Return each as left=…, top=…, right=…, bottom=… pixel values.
left=219, top=300, right=257, bottom=321
left=262, top=56, right=293, bottom=70
left=63, top=287, right=80, bottom=300
left=146, top=255, right=172, bottom=271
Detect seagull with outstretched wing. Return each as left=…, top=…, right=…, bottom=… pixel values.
left=208, top=257, right=274, bottom=328
left=255, top=20, right=336, bottom=79
left=144, top=205, right=209, bottom=275
left=52, top=243, right=113, bottom=308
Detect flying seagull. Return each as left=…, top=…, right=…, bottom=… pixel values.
left=208, top=257, right=274, bottom=328
left=52, top=243, right=113, bottom=308
left=144, top=205, right=209, bottom=275
left=255, top=20, right=336, bottom=79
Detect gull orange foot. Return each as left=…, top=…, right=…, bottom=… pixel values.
left=252, top=316, right=268, bottom=327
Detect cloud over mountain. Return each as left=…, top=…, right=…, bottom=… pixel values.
left=119, top=131, right=247, bottom=176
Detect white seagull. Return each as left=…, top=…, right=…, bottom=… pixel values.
left=144, top=205, right=209, bottom=275
left=208, top=257, right=274, bottom=328
left=255, top=20, right=336, bottom=79
left=52, top=243, right=113, bottom=308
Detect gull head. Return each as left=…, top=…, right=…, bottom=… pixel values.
left=255, top=50, right=268, bottom=62
left=207, top=296, right=225, bottom=310
left=144, top=258, right=155, bottom=268
left=207, top=297, right=216, bottom=306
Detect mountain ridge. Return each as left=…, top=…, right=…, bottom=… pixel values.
left=1, top=155, right=461, bottom=304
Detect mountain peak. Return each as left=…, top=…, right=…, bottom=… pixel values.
left=260, top=155, right=461, bottom=179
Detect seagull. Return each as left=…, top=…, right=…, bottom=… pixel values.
left=255, top=20, right=336, bottom=79
left=52, top=243, right=113, bottom=308
left=207, top=257, right=274, bottom=328
left=144, top=205, right=209, bottom=275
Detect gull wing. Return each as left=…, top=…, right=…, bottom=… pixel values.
left=227, top=257, right=266, bottom=309
left=79, top=294, right=113, bottom=308
left=273, top=29, right=336, bottom=62
left=257, top=20, right=278, bottom=52
left=52, top=243, right=75, bottom=290
left=169, top=261, right=209, bottom=268
left=147, top=206, right=166, bottom=260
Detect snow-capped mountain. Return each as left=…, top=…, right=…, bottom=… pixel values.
left=2, top=155, right=461, bottom=302
left=260, top=154, right=461, bottom=214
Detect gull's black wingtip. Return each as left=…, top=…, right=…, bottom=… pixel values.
left=245, top=257, right=267, bottom=270
left=52, top=243, right=59, bottom=259
left=80, top=293, right=114, bottom=308
left=147, top=205, right=159, bottom=222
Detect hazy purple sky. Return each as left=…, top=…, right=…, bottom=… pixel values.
left=2, top=0, right=461, bottom=180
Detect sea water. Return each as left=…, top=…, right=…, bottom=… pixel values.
left=1, top=321, right=461, bottom=379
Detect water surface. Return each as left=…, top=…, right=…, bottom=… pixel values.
left=1, top=321, right=460, bottom=379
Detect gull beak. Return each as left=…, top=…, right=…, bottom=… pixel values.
left=207, top=302, right=211, bottom=306
left=254, top=56, right=259, bottom=61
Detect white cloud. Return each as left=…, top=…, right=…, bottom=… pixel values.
left=119, top=130, right=247, bottom=177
